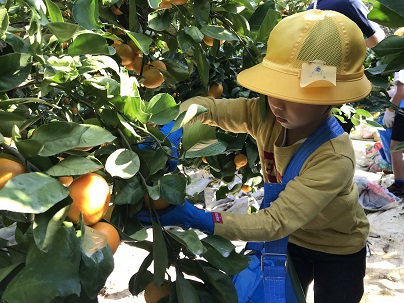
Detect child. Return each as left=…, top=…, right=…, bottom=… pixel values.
left=138, top=10, right=371, bottom=303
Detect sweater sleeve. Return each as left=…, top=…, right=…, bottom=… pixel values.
left=179, top=96, right=263, bottom=136
left=214, top=146, right=356, bottom=242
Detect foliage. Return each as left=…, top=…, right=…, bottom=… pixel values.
left=0, top=0, right=404, bottom=302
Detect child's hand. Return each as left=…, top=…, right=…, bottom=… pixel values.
left=135, top=200, right=214, bottom=234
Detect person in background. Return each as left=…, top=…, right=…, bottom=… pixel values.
left=382, top=29, right=404, bottom=196
left=307, top=0, right=385, bottom=48
left=137, top=10, right=371, bottom=303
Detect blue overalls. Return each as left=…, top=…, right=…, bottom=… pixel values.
left=233, top=116, right=344, bottom=303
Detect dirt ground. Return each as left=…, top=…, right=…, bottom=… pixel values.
left=98, top=138, right=404, bottom=302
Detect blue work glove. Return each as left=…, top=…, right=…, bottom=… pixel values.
left=160, top=121, right=183, bottom=172
left=138, top=121, right=183, bottom=172
left=135, top=200, right=215, bottom=234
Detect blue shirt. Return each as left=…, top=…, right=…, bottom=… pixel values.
left=308, top=0, right=376, bottom=38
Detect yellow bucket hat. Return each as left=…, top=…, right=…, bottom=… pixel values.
left=237, top=10, right=372, bottom=105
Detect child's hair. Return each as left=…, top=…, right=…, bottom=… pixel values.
left=237, top=10, right=372, bottom=105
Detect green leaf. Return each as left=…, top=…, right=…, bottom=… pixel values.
left=0, top=172, right=70, bottom=214
left=31, top=122, right=116, bottom=156
left=33, top=196, right=72, bottom=252
left=256, top=9, right=280, bottom=43
left=148, top=0, right=162, bottom=10
left=152, top=221, right=168, bottom=287
left=71, top=0, right=100, bottom=30
left=127, top=32, right=153, bottom=56
left=148, top=9, right=173, bottom=31
left=138, top=149, right=168, bottom=178
left=44, top=56, right=79, bottom=83
left=160, top=174, right=187, bottom=205
left=0, top=8, right=9, bottom=40
left=147, top=93, right=180, bottom=124
left=3, top=256, right=81, bottom=302
left=193, top=0, right=210, bottom=26
left=80, top=55, right=120, bottom=75
left=80, top=225, right=108, bottom=257
left=0, top=110, right=27, bottom=137
left=46, top=156, right=103, bottom=176
left=168, top=229, right=205, bottom=255
left=105, top=148, right=140, bottom=179
left=201, top=244, right=249, bottom=275
left=185, top=26, right=204, bottom=43
left=47, top=22, right=79, bottom=41
left=182, top=122, right=216, bottom=151
left=200, top=25, right=238, bottom=41
left=3, top=227, right=81, bottom=303
left=171, top=104, right=207, bottom=133
left=175, top=275, right=200, bottom=303
left=200, top=266, right=238, bottom=303
left=79, top=245, right=114, bottom=299
left=45, top=0, right=64, bottom=23
left=193, top=45, right=209, bottom=87
left=113, top=177, right=144, bottom=206
left=368, top=1, right=404, bottom=27
left=161, top=59, right=190, bottom=82
left=0, top=53, right=32, bottom=92
left=68, top=33, right=110, bottom=55
left=372, top=36, right=404, bottom=57
left=185, top=141, right=227, bottom=158
left=201, top=235, right=235, bottom=258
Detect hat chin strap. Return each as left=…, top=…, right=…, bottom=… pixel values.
left=313, top=0, right=318, bottom=9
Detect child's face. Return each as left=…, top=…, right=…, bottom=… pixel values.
left=267, top=96, right=330, bottom=130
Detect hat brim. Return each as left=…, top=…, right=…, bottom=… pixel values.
left=237, top=63, right=372, bottom=105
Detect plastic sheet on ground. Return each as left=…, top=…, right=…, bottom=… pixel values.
left=354, top=175, right=401, bottom=211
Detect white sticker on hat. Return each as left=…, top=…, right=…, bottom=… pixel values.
left=300, top=61, right=336, bottom=88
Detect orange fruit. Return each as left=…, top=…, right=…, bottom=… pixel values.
left=67, top=173, right=111, bottom=225
left=156, top=0, right=172, bottom=9
left=234, top=153, right=248, bottom=169
left=90, top=221, right=120, bottom=254
left=171, top=0, right=188, bottom=5
left=112, top=43, right=135, bottom=65
left=110, top=5, right=123, bottom=15
left=74, top=146, right=93, bottom=152
left=107, top=26, right=125, bottom=36
left=142, top=66, right=165, bottom=88
left=71, top=107, right=78, bottom=115
left=128, top=39, right=143, bottom=55
left=0, top=158, right=26, bottom=189
left=125, top=55, right=144, bottom=74
left=58, top=176, right=73, bottom=187
left=202, top=35, right=214, bottom=47
left=144, top=194, right=170, bottom=210
left=241, top=185, right=252, bottom=193
left=150, top=60, right=167, bottom=71
left=201, top=156, right=208, bottom=164
left=144, top=281, right=171, bottom=303
left=208, top=83, right=223, bottom=98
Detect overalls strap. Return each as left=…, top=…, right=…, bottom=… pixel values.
left=261, top=116, right=344, bottom=303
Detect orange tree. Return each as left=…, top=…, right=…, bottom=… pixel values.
left=0, top=1, right=280, bottom=302
left=0, top=0, right=403, bottom=302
